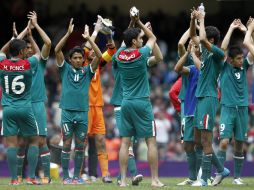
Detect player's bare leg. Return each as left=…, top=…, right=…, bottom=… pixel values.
left=119, top=137, right=131, bottom=186
left=146, top=137, right=165, bottom=187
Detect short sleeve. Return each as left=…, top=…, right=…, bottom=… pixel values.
left=84, top=65, right=95, bottom=80
left=211, top=45, right=225, bottom=63
left=28, top=55, right=39, bottom=70
left=59, top=60, right=67, bottom=78
left=0, top=52, right=6, bottom=61
left=139, top=45, right=152, bottom=58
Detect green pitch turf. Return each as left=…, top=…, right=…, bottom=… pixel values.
left=0, top=177, right=253, bottom=190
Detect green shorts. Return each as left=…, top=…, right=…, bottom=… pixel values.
left=32, top=102, right=47, bottom=136
left=120, top=99, right=155, bottom=138
left=196, top=97, right=219, bottom=131
left=2, top=106, right=38, bottom=137
left=182, top=116, right=195, bottom=142
left=114, top=107, right=138, bottom=143
left=220, top=106, right=248, bottom=141
left=61, top=109, right=88, bottom=141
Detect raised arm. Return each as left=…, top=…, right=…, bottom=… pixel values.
left=178, top=29, right=190, bottom=57
left=28, top=11, right=51, bottom=59
left=27, top=28, right=40, bottom=57
left=221, top=19, right=241, bottom=51
left=174, top=43, right=192, bottom=75
left=82, top=25, right=102, bottom=72
left=146, top=22, right=163, bottom=66
left=190, top=43, right=201, bottom=70
left=133, top=11, right=156, bottom=50
left=84, top=15, right=102, bottom=50
left=243, top=17, right=254, bottom=62
left=190, top=9, right=200, bottom=46
left=54, top=18, right=74, bottom=66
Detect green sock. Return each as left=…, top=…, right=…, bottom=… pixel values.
left=27, top=146, right=39, bottom=178
left=186, top=151, right=197, bottom=180
left=234, top=155, right=244, bottom=178
left=17, top=147, right=26, bottom=177
left=201, top=154, right=212, bottom=182
left=195, top=147, right=203, bottom=174
left=40, top=145, right=51, bottom=178
left=61, top=148, right=70, bottom=179
left=73, top=149, right=84, bottom=178
left=212, top=152, right=224, bottom=173
left=7, top=147, right=18, bottom=180
left=217, top=150, right=226, bottom=166
left=128, top=155, right=138, bottom=177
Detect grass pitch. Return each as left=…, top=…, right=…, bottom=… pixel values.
left=0, top=177, right=254, bottom=190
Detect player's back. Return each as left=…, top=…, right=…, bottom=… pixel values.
left=0, top=58, right=33, bottom=107
left=115, top=46, right=151, bottom=99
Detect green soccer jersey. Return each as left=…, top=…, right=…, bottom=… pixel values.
left=195, top=45, right=225, bottom=98
left=178, top=54, right=193, bottom=101
left=220, top=58, right=251, bottom=106
left=59, top=61, right=94, bottom=111
left=31, top=58, right=47, bottom=102
left=110, top=47, right=124, bottom=106
left=115, top=45, right=151, bottom=99
left=0, top=54, right=39, bottom=107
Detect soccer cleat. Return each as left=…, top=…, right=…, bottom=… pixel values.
left=17, top=176, right=23, bottom=183
left=9, top=180, right=20, bottom=185
left=191, top=179, right=208, bottom=186
left=72, top=177, right=85, bottom=185
left=90, top=176, right=97, bottom=182
left=131, top=174, right=143, bottom=186
left=102, top=175, right=113, bottom=183
left=62, top=178, right=73, bottom=185
left=212, top=167, right=230, bottom=186
left=207, top=177, right=214, bottom=186
left=26, top=177, right=41, bottom=185
left=232, top=178, right=244, bottom=185
left=177, top=178, right=195, bottom=186
left=41, top=177, right=52, bottom=184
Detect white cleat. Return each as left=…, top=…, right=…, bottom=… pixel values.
left=177, top=179, right=195, bottom=186
left=212, top=167, right=230, bottom=186
left=191, top=179, right=208, bottom=186
left=232, top=178, right=244, bottom=185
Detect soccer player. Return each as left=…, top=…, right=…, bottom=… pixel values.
left=190, top=9, right=230, bottom=186
left=175, top=39, right=202, bottom=185
left=114, top=10, right=164, bottom=187
left=82, top=15, right=115, bottom=183
left=217, top=18, right=254, bottom=185
left=54, top=19, right=102, bottom=185
left=112, top=20, right=162, bottom=186
left=15, top=11, right=52, bottom=184
left=0, top=31, right=40, bottom=185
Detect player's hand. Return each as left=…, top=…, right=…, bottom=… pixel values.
left=82, top=25, right=90, bottom=40
left=247, top=17, right=254, bottom=30
left=237, top=19, right=247, bottom=32
left=27, top=11, right=38, bottom=27
left=12, top=22, right=18, bottom=38
left=94, top=15, right=103, bottom=32
left=230, top=19, right=240, bottom=30
left=27, top=20, right=35, bottom=30
left=145, top=22, right=152, bottom=31
left=67, top=18, right=74, bottom=35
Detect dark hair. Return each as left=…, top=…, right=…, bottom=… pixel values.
left=9, top=39, right=27, bottom=57
left=228, top=46, right=243, bottom=58
left=68, top=46, right=85, bottom=58
left=205, top=26, right=220, bottom=45
left=123, top=27, right=141, bottom=47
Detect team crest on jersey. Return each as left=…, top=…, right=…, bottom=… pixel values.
left=117, top=49, right=142, bottom=62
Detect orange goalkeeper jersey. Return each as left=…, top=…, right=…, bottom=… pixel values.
left=84, top=47, right=116, bottom=106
